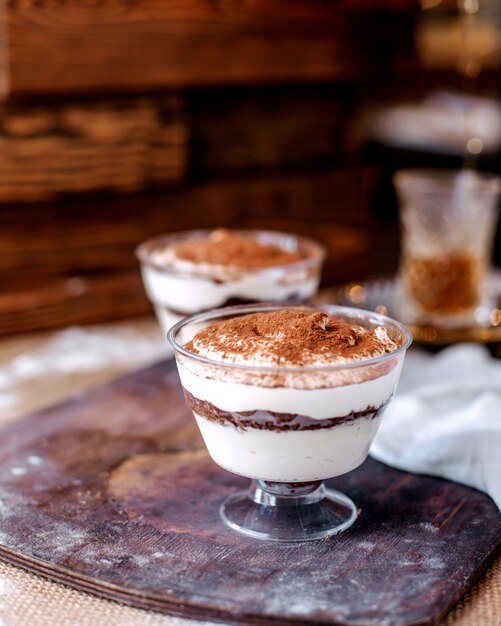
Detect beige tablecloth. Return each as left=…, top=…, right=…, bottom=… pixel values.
left=0, top=318, right=499, bottom=626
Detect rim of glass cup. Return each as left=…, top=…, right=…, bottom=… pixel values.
left=393, top=168, right=501, bottom=195
left=167, top=303, right=412, bottom=374
left=136, top=229, right=327, bottom=278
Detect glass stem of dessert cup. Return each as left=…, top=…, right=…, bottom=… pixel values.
left=220, top=479, right=358, bottom=542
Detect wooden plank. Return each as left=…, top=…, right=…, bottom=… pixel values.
left=3, top=1, right=371, bottom=96
left=0, top=240, right=371, bottom=337
left=0, top=272, right=149, bottom=335
left=0, top=168, right=374, bottom=278
left=0, top=233, right=371, bottom=335
left=0, top=96, right=187, bottom=202
left=0, top=86, right=353, bottom=202
left=0, top=358, right=498, bottom=625
left=189, top=86, right=350, bottom=176
left=0, top=168, right=375, bottom=334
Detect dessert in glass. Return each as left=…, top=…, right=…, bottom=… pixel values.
left=168, top=304, right=411, bottom=542
left=137, top=229, right=326, bottom=336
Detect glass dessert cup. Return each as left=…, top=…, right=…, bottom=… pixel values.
left=168, top=304, right=412, bottom=542
left=395, top=169, right=501, bottom=329
left=136, top=229, right=326, bottom=336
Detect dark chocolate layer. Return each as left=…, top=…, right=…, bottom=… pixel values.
left=184, top=390, right=389, bottom=432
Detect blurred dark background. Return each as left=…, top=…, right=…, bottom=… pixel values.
left=1, top=0, right=500, bottom=335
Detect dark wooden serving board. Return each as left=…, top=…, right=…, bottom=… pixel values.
left=0, top=359, right=499, bottom=626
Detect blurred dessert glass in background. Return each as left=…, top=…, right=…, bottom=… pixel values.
left=137, top=229, right=326, bottom=336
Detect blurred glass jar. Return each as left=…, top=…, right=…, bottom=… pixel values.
left=136, top=229, right=326, bottom=337
left=395, top=169, right=501, bottom=329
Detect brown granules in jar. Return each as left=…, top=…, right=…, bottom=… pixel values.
left=171, top=229, right=302, bottom=269
left=403, top=251, right=479, bottom=315
left=185, top=310, right=394, bottom=366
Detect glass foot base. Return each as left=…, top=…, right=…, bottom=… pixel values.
left=220, top=480, right=358, bottom=542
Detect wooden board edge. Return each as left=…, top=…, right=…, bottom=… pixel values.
left=431, top=544, right=501, bottom=626
left=0, top=546, right=335, bottom=626
left=0, top=522, right=499, bottom=626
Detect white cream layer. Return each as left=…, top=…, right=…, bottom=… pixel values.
left=177, top=360, right=402, bottom=419
left=141, top=266, right=318, bottom=314
left=194, top=413, right=383, bottom=481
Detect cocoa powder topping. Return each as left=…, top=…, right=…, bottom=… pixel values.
left=185, top=310, right=399, bottom=367
left=171, top=229, right=302, bottom=269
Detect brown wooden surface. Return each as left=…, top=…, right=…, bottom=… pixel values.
left=0, top=358, right=499, bottom=626
left=0, top=168, right=375, bottom=335
left=0, top=97, right=187, bottom=202
left=0, top=86, right=352, bottom=202
left=188, top=86, right=350, bottom=177
left=3, top=1, right=371, bottom=97
left=0, top=272, right=147, bottom=336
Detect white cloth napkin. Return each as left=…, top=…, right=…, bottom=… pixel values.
left=370, top=344, right=501, bottom=510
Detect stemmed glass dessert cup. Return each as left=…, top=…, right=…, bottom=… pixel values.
left=168, top=304, right=412, bottom=542
left=137, top=229, right=326, bottom=336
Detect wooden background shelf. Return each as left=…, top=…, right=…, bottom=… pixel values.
left=0, top=1, right=419, bottom=335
